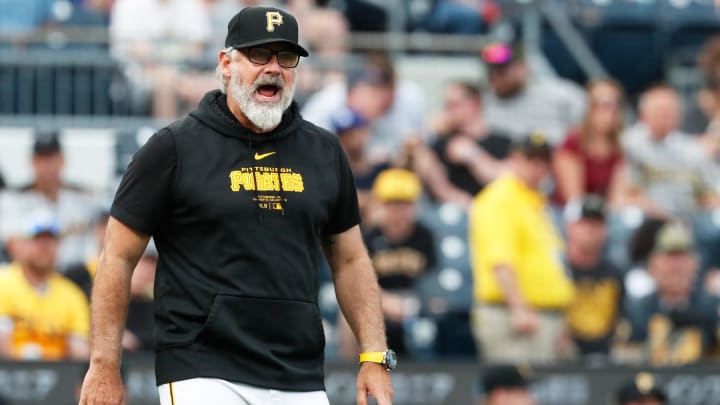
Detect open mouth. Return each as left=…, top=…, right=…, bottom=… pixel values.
left=255, top=84, right=281, bottom=102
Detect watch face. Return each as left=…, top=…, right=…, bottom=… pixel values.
left=384, top=350, right=397, bottom=370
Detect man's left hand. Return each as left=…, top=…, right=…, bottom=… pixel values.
left=357, top=362, right=393, bottom=405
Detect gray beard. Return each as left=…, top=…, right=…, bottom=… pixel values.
left=229, top=67, right=295, bottom=131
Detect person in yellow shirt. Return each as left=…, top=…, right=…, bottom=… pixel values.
left=0, top=211, right=89, bottom=360
left=469, top=132, right=574, bottom=364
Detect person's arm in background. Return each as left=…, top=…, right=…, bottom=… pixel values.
left=445, top=136, right=507, bottom=185
left=553, top=148, right=585, bottom=203
left=608, top=161, right=668, bottom=219
left=494, top=264, right=538, bottom=335
left=403, top=138, right=473, bottom=207
left=325, top=225, right=393, bottom=405
left=469, top=197, right=537, bottom=335
left=79, top=218, right=150, bottom=405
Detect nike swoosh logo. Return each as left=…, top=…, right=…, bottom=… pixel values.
left=254, top=151, right=277, bottom=160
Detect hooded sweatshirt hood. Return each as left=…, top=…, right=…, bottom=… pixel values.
left=190, top=89, right=301, bottom=144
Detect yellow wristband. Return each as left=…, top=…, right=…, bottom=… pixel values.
left=358, top=352, right=385, bottom=364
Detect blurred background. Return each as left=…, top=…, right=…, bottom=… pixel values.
left=1, top=0, right=720, bottom=404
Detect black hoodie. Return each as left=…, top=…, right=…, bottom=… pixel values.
left=110, top=90, right=360, bottom=391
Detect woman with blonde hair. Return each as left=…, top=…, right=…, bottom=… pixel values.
left=554, top=79, right=625, bottom=206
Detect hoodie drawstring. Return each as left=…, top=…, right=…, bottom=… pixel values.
left=249, top=136, right=264, bottom=224
left=275, top=140, right=286, bottom=217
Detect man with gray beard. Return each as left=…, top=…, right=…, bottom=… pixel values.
left=79, top=6, right=394, bottom=405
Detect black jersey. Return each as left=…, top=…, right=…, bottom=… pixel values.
left=111, top=90, right=360, bottom=391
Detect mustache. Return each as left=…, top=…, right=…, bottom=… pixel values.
left=252, top=76, right=284, bottom=90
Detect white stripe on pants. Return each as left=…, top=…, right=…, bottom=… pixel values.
left=158, top=378, right=330, bottom=405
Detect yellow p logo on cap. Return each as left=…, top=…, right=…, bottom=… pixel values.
left=266, top=11, right=283, bottom=32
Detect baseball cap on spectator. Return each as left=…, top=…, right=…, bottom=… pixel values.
left=616, top=373, right=667, bottom=404
left=372, top=169, right=422, bottom=203
left=481, top=42, right=523, bottom=67
left=33, top=130, right=61, bottom=155
left=480, top=365, right=533, bottom=394
left=652, top=222, right=694, bottom=254
left=224, top=6, right=309, bottom=56
left=511, top=132, right=552, bottom=161
left=330, top=107, right=368, bottom=135
left=11, top=209, right=60, bottom=239
left=564, top=194, right=606, bottom=223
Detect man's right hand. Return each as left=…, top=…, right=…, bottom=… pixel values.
left=510, top=306, right=539, bottom=335
left=78, top=361, right=125, bottom=405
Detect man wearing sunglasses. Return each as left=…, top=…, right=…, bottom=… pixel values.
left=79, top=6, right=393, bottom=405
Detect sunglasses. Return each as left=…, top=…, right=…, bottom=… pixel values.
left=239, top=47, right=300, bottom=68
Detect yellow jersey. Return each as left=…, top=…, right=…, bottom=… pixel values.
left=469, top=174, right=574, bottom=309
left=0, top=263, right=89, bottom=360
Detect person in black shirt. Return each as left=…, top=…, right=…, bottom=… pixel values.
left=409, top=80, right=510, bottom=208
left=563, top=195, right=625, bottom=360
left=363, top=169, right=436, bottom=356
left=79, top=7, right=393, bottom=405
left=622, top=222, right=720, bottom=366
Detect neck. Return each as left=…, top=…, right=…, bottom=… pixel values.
left=658, top=290, right=690, bottom=307
left=461, top=116, right=488, bottom=139
left=383, top=221, right=413, bottom=243
left=226, top=93, right=278, bottom=134
left=34, top=182, right=60, bottom=201
left=567, top=243, right=601, bottom=269
left=20, top=264, right=50, bottom=290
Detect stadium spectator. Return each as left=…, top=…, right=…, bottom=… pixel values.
left=330, top=107, right=389, bottom=221
left=0, top=0, right=55, bottom=39
left=410, top=80, right=510, bottom=208
left=553, top=79, right=625, bottom=206
left=621, top=222, right=720, bottom=366
left=563, top=195, right=625, bottom=361
left=469, top=133, right=574, bottom=365
left=615, top=372, right=667, bottom=405
left=0, top=210, right=89, bottom=361
left=110, top=0, right=211, bottom=118
left=302, top=52, right=426, bottom=161
left=0, top=131, right=104, bottom=271
left=616, top=85, right=718, bottom=222
left=477, top=364, right=535, bottom=405
left=695, top=35, right=720, bottom=134
left=410, top=0, right=497, bottom=35
left=363, top=169, right=437, bottom=356
left=480, top=42, right=586, bottom=145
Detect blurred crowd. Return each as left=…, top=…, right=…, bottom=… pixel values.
left=1, top=0, right=720, bottom=385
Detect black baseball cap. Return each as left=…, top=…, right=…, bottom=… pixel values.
left=33, top=130, right=61, bottom=155
left=224, top=6, right=309, bottom=57
left=511, top=132, right=552, bottom=161
left=481, top=365, right=533, bottom=394
left=616, top=373, right=667, bottom=404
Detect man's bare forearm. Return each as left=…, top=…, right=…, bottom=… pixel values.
left=493, top=264, right=527, bottom=310
left=332, top=254, right=387, bottom=352
left=88, top=251, right=136, bottom=367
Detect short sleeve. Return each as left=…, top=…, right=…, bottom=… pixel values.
left=559, top=131, right=582, bottom=154
left=323, top=144, right=360, bottom=236
left=110, top=129, right=177, bottom=235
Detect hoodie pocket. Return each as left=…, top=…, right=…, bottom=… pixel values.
left=195, top=294, right=325, bottom=360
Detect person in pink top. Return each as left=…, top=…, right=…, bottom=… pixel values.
left=553, top=79, right=625, bottom=206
